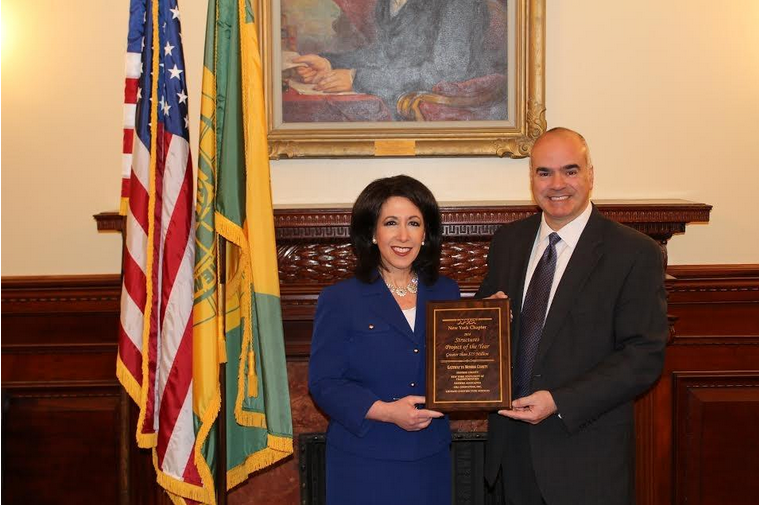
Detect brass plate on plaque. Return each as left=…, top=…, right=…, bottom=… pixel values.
left=426, top=299, right=511, bottom=412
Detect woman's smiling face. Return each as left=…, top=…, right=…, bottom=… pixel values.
left=374, top=196, right=425, bottom=276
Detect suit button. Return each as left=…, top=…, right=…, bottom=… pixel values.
left=413, top=348, right=419, bottom=353
left=410, top=382, right=416, bottom=387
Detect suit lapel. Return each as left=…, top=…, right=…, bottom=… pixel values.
left=414, top=278, right=437, bottom=344
left=510, top=215, right=542, bottom=363
left=534, top=209, right=605, bottom=366
left=364, top=275, right=417, bottom=343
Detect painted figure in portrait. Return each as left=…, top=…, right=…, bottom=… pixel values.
left=280, top=0, right=508, bottom=122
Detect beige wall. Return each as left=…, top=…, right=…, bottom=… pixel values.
left=3, top=0, right=759, bottom=276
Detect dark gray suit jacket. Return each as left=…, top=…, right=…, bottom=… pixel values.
left=477, top=207, right=668, bottom=505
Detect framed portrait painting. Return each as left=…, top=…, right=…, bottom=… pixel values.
left=257, top=0, right=545, bottom=158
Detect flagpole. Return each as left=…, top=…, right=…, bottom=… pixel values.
left=217, top=236, right=228, bottom=505
left=117, top=224, right=132, bottom=505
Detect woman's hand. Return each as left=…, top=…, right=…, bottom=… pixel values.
left=366, top=396, right=444, bottom=432
left=293, top=54, right=332, bottom=83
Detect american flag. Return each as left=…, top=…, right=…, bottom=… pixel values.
left=118, top=0, right=204, bottom=501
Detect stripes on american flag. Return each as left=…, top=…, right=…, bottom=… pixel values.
left=118, top=0, right=149, bottom=419
left=120, top=0, right=145, bottom=215
left=117, top=0, right=205, bottom=501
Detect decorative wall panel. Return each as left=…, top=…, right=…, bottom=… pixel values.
left=8, top=202, right=759, bottom=505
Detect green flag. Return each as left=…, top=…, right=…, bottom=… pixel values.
left=193, top=0, right=293, bottom=500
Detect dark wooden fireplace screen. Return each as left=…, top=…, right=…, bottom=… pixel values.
left=299, top=432, right=503, bottom=505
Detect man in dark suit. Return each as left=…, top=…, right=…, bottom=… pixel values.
left=477, top=128, right=668, bottom=505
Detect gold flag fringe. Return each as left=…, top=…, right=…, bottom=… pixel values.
left=134, top=0, right=162, bottom=451
left=226, top=435, right=295, bottom=490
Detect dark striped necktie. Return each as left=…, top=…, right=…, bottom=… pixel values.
left=514, top=232, right=561, bottom=398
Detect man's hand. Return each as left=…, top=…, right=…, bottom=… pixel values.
left=498, top=390, right=557, bottom=425
left=312, top=69, right=354, bottom=93
left=485, top=291, right=512, bottom=320
left=293, top=54, right=332, bottom=83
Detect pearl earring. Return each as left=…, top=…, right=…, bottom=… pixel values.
left=372, top=237, right=377, bottom=244
left=421, top=240, right=425, bottom=246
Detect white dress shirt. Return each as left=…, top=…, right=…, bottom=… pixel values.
left=402, top=305, right=416, bottom=331
left=521, top=202, right=593, bottom=315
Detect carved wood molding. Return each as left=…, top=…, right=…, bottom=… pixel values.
left=96, top=200, right=712, bottom=237
left=95, top=199, right=712, bottom=287
left=7, top=269, right=758, bottom=360
left=92, top=200, right=715, bottom=354
left=2, top=342, right=117, bottom=354
left=1, top=274, right=121, bottom=312
left=666, top=264, right=759, bottom=347
left=668, top=264, right=759, bottom=278
left=3, top=380, right=120, bottom=396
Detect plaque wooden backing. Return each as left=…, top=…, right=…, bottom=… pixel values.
left=426, top=298, right=512, bottom=412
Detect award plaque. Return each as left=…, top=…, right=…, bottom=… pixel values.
left=426, top=298, right=511, bottom=411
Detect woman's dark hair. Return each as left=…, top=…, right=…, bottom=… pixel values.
left=350, top=175, right=442, bottom=285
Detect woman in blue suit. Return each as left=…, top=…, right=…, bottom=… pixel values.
left=308, top=175, right=460, bottom=505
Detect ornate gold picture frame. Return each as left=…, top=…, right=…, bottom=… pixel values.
left=258, top=0, right=545, bottom=158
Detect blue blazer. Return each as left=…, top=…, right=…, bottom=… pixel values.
left=308, top=274, right=460, bottom=461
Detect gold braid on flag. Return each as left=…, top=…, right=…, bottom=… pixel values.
left=134, top=0, right=162, bottom=451
left=192, top=1, right=222, bottom=499
left=193, top=69, right=222, bottom=505
left=233, top=0, right=293, bottom=463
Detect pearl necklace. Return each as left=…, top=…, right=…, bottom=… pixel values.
left=385, top=273, right=418, bottom=297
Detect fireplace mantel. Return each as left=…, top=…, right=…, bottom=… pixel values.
left=97, top=199, right=711, bottom=357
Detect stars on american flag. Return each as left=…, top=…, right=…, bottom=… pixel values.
left=155, top=0, right=188, bottom=139
left=132, top=0, right=188, bottom=142
left=160, top=96, right=171, bottom=117
left=168, top=64, right=183, bottom=80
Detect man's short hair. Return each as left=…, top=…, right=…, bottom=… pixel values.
left=531, top=127, right=593, bottom=168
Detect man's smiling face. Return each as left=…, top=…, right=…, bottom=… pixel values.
left=530, top=131, right=594, bottom=231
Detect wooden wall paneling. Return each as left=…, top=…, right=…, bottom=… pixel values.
left=667, top=265, right=759, bottom=338
left=1, top=276, right=123, bottom=504
left=673, top=372, right=759, bottom=505
left=2, top=382, right=121, bottom=505
left=640, top=267, right=759, bottom=505
left=651, top=341, right=759, bottom=505
left=0, top=275, right=170, bottom=505
left=12, top=201, right=737, bottom=504
left=634, top=387, right=658, bottom=505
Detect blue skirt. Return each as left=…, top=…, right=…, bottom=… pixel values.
left=326, top=444, right=451, bottom=505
